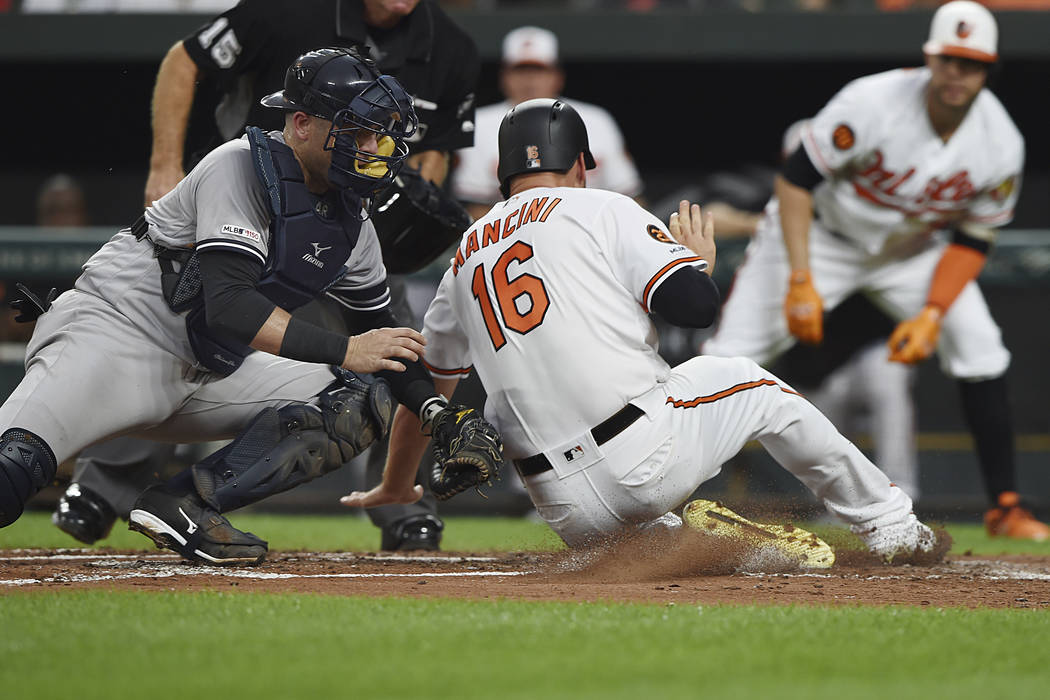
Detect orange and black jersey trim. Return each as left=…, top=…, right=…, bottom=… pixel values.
left=423, top=359, right=472, bottom=377
left=666, top=379, right=801, bottom=409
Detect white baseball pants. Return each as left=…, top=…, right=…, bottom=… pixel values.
left=522, top=355, right=914, bottom=547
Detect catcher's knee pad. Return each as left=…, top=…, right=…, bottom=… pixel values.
left=192, top=372, right=394, bottom=512
left=0, top=428, right=58, bottom=527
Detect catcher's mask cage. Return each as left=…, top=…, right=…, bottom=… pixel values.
left=496, top=97, right=595, bottom=198
left=261, top=47, right=418, bottom=197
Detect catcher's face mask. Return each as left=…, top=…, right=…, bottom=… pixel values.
left=326, top=75, right=418, bottom=197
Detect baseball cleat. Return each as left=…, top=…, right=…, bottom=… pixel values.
left=380, top=514, right=444, bottom=551
left=683, top=499, right=835, bottom=569
left=850, top=513, right=937, bottom=563
left=129, top=484, right=267, bottom=566
left=52, top=483, right=117, bottom=545
left=984, top=492, right=1049, bottom=541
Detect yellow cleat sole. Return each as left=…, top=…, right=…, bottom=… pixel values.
left=682, top=499, right=835, bottom=569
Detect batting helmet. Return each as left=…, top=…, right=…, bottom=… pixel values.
left=261, top=47, right=418, bottom=197
left=496, top=98, right=595, bottom=198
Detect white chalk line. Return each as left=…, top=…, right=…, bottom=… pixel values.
left=0, top=566, right=530, bottom=587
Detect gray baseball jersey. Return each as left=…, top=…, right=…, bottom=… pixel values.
left=0, top=132, right=386, bottom=466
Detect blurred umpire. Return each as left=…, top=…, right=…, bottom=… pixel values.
left=59, top=0, right=479, bottom=552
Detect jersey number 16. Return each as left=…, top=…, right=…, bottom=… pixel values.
left=471, top=242, right=550, bottom=351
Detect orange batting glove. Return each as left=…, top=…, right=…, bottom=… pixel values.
left=784, top=270, right=824, bottom=345
left=888, top=305, right=942, bottom=364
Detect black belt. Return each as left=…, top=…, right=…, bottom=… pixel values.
left=514, top=404, right=644, bottom=478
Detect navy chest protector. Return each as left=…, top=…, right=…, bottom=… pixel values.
left=162, top=128, right=364, bottom=376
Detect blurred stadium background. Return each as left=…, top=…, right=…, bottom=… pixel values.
left=1, top=0, right=1047, bottom=521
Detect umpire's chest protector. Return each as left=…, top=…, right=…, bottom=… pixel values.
left=248, top=127, right=362, bottom=310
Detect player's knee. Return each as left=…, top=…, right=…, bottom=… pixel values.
left=0, top=428, right=58, bottom=527
left=191, top=372, right=394, bottom=512
left=317, top=370, right=395, bottom=462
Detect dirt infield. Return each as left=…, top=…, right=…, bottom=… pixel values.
left=3, top=545, right=1049, bottom=608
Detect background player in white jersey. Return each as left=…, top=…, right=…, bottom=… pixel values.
left=451, top=26, right=642, bottom=221
left=0, top=48, right=498, bottom=565
left=344, top=98, right=942, bottom=564
left=704, top=1, right=1047, bottom=541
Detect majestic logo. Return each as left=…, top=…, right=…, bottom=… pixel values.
left=525, top=145, right=542, bottom=169
left=647, top=223, right=675, bottom=244
left=311, top=242, right=333, bottom=257
left=563, top=445, right=585, bottom=463
left=956, top=21, right=973, bottom=39
left=832, top=124, right=855, bottom=151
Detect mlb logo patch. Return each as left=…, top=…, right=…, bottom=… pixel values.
left=563, top=445, right=585, bottom=462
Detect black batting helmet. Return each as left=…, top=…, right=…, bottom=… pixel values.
left=261, top=47, right=417, bottom=197
left=496, top=98, right=595, bottom=198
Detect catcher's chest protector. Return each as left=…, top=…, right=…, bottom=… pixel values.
left=247, top=127, right=362, bottom=310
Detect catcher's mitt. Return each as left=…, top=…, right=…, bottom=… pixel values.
left=428, top=404, right=502, bottom=501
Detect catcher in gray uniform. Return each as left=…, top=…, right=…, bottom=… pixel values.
left=0, top=48, right=500, bottom=565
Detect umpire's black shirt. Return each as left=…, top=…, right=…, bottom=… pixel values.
left=182, top=0, right=479, bottom=154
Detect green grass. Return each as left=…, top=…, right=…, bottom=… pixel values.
left=1, top=591, right=1048, bottom=700
left=0, top=511, right=564, bottom=552
left=3, top=511, right=1047, bottom=556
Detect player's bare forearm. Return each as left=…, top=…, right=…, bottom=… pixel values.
left=146, top=42, right=198, bottom=204
left=341, top=376, right=460, bottom=509
left=341, top=405, right=427, bottom=508
left=775, top=174, right=815, bottom=272
left=406, top=150, right=450, bottom=186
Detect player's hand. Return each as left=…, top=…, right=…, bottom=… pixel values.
left=339, top=483, right=424, bottom=509
left=144, top=164, right=185, bottom=207
left=668, top=200, right=716, bottom=273
left=343, top=327, right=426, bottom=373
left=888, top=305, right=942, bottom=364
left=784, top=270, right=824, bottom=345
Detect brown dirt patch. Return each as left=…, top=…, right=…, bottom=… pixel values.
left=3, top=530, right=1049, bottom=608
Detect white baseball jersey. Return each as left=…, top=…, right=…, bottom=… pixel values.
left=421, top=187, right=704, bottom=459
left=418, top=186, right=914, bottom=548
left=452, top=99, right=643, bottom=204
left=801, top=67, right=1023, bottom=256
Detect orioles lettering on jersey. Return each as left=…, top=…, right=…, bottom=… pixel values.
left=452, top=196, right=562, bottom=276
left=853, top=150, right=978, bottom=217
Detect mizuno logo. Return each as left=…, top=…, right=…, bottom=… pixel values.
left=311, top=242, right=333, bottom=256
left=178, top=507, right=198, bottom=534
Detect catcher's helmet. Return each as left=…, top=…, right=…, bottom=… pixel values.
left=261, top=47, right=418, bottom=197
left=496, top=98, right=595, bottom=198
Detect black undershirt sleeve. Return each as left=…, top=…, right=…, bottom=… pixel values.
left=197, top=249, right=348, bottom=365
left=950, top=227, right=992, bottom=255
left=650, top=266, right=721, bottom=329
left=338, top=305, right=437, bottom=416
left=781, top=145, right=825, bottom=191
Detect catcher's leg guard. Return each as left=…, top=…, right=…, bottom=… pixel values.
left=192, top=372, right=394, bottom=512
left=0, top=428, right=58, bottom=527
